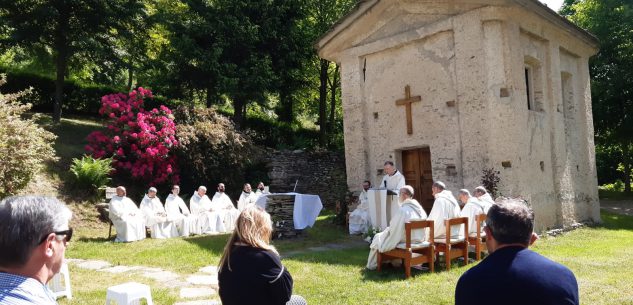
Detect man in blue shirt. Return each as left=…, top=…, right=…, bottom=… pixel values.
left=0, top=196, right=73, bottom=305
left=455, top=198, right=579, bottom=305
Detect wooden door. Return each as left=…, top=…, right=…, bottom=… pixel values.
left=402, top=148, right=434, bottom=213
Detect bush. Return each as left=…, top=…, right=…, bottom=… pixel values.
left=174, top=106, right=254, bottom=196
left=481, top=168, right=501, bottom=198
left=69, top=155, right=113, bottom=195
left=86, top=87, right=179, bottom=188
left=0, top=75, right=57, bottom=198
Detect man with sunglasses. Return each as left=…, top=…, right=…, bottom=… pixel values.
left=0, top=196, right=73, bottom=304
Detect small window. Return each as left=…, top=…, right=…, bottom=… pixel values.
left=525, top=66, right=533, bottom=110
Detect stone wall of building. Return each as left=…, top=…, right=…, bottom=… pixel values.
left=262, top=150, right=348, bottom=209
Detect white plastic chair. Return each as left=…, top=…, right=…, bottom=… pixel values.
left=106, top=282, right=153, bottom=305
left=48, top=262, right=72, bottom=300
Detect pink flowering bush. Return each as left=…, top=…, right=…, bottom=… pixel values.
left=85, top=87, right=179, bottom=187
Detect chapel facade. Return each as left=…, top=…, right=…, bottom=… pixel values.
left=316, top=0, right=601, bottom=230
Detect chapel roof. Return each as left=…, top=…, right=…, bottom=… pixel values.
left=315, top=0, right=599, bottom=55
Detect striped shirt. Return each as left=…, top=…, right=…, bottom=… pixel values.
left=0, top=272, right=57, bottom=305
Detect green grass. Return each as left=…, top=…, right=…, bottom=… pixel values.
left=599, top=189, right=633, bottom=200
left=64, top=210, right=633, bottom=305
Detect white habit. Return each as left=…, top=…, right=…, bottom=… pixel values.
left=460, top=197, right=486, bottom=237
left=165, top=194, right=197, bottom=236
left=349, top=189, right=371, bottom=235
left=237, top=191, right=258, bottom=211
left=428, top=190, right=462, bottom=239
left=140, top=195, right=179, bottom=239
left=380, top=170, right=406, bottom=195
left=190, top=192, right=226, bottom=234
left=108, top=195, right=146, bottom=242
left=477, top=193, right=495, bottom=214
left=211, top=192, right=240, bottom=231
left=366, top=198, right=427, bottom=270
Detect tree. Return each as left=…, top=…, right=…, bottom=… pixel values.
left=0, top=0, right=144, bottom=122
left=566, top=0, right=633, bottom=191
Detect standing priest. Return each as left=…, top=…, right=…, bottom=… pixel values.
left=381, top=161, right=406, bottom=195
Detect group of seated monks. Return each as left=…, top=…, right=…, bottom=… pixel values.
left=363, top=180, right=495, bottom=269
left=108, top=182, right=269, bottom=242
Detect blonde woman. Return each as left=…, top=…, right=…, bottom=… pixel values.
left=218, top=206, right=307, bottom=305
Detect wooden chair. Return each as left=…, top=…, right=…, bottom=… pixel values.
left=377, top=220, right=435, bottom=278
left=435, top=217, right=469, bottom=270
left=95, top=187, right=117, bottom=239
left=467, top=214, right=487, bottom=261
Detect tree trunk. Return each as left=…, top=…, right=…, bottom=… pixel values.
left=624, top=142, right=632, bottom=194
left=127, top=62, right=134, bottom=91
left=277, top=89, right=293, bottom=123
left=328, top=64, right=340, bottom=135
left=319, top=59, right=329, bottom=146
left=53, top=8, right=70, bottom=123
left=233, top=98, right=244, bottom=129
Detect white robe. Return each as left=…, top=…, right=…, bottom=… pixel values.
left=428, top=190, right=462, bottom=239
left=165, top=194, right=197, bottom=236
left=366, top=198, right=427, bottom=270
left=108, top=195, right=146, bottom=242
left=380, top=170, right=406, bottom=195
left=460, top=197, right=486, bottom=237
left=477, top=193, right=495, bottom=214
left=190, top=192, right=226, bottom=233
left=211, top=192, right=240, bottom=231
left=349, top=190, right=371, bottom=235
left=140, top=195, right=179, bottom=239
left=237, top=191, right=258, bottom=211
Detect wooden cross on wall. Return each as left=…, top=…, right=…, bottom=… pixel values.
left=395, top=85, right=421, bottom=134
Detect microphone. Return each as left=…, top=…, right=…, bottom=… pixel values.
left=384, top=180, right=387, bottom=188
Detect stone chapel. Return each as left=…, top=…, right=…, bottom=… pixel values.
left=316, top=0, right=601, bottom=230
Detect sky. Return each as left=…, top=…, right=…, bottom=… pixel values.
left=539, top=0, right=564, bottom=11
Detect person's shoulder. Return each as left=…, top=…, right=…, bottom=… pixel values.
left=520, top=249, right=576, bottom=275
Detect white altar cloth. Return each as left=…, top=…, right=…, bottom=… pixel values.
left=255, top=193, right=323, bottom=229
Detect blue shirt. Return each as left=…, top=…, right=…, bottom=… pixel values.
left=0, top=272, right=58, bottom=305
left=455, top=246, right=579, bottom=305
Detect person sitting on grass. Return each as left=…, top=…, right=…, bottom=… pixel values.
left=218, top=206, right=306, bottom=305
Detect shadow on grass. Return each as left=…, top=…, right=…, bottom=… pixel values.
left=183, top=233, right=232, bottom=256
left=78, top=236, right=113, bottom=243
left=593, top=210, right=633, bottom=231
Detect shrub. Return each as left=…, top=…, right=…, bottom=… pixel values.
left=69, top=155, right=113, bottom=194
left=174, top=106, right=253, bottom=196
left=0, top=75, right=57, bottom=198
left=85, top=88, right=179, bottom=188
left=481, top=167, right=501, bottom=198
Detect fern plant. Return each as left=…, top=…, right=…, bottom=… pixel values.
left=69, top=155, right=113, bottom=195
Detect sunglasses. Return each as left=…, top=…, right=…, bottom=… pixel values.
left=39, top=228, right=73, bottom=244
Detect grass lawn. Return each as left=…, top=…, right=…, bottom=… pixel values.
left=63, top=210, right=633, bottom=305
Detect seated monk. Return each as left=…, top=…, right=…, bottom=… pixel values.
left=140, top=187, right=179, bottom=239
left=190, top=186, right=226, bottom=234
left=165, top=185, right=197, bottom=236
left=237, top=183, right=257, bottom=211
left=211, top=183, right=240, bottom=231
left=458, top=189, right=486, bottom=237
left=108, top=186, right=146, bottom=242
left=427, top=181, right=461, bottom=239
left=367, top=185, right=427, bottom=270
left=349, top=180, right=372, bottom=235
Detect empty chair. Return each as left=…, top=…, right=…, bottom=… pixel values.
left=435, top=217, right=469, bottom=270
left=106, top=282, right=153, bottom=305
left=48, top=262, right=72, bottom=300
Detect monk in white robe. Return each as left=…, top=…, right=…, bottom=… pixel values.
left=211, top=183, right=240, bottom=231
left=474, top=186, right=495, bottom=214
left=237, top=183, right=258, bottom=211
left=367, top=185, right=427, bottom=269
left=427, top=181, right=462, bottom=239
left=165, top=185, right=197, bottom=236
left=190, top=186, right=226, bottom=234
left=108, top=186, right=146, bottom=242
left=458, top=189, right=486, bottom=237
left=349, top=181, right=372, bottom=235
left=140, top=187, right=179, bottom=239
left=255, top=182, right=270, bottom=196
left=381, top=161, right=406, bottom=195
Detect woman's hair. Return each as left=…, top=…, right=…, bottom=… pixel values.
left=218, top=206, right=277, bottom=272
